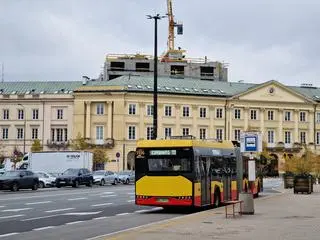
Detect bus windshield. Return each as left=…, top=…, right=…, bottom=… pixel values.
left=148, top=157, right=191, bottom=172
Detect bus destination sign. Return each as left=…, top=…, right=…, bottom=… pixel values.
left=149, top=150, right=177, bottom=156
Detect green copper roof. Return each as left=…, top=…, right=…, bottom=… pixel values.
left=0, top=81, right=82, bottom=94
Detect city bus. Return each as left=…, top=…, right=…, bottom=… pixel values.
left=135, top=136, right=262, bottom=208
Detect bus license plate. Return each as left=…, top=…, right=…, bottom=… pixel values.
left=157, top=198, right=168, bottom=203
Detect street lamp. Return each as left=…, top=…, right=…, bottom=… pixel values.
left=18, top=104, right=26, bottom=154
left=147, top=14, right=166, bottom=140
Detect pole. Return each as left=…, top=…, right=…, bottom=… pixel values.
left=153, top=17, right=158, bottom=140
left=23, top=116, right=26, bottom=154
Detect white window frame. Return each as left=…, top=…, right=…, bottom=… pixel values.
left=182, top=106, right=189, bottom=117
left=164, top=106, right=172, bottom=117
left=216, top=128, right=223, bottom=140
left=284, top=131, right=291, bottom=144
left=146, top=126, right=153, bottom=140
left=317, top=132, right=320, bottom=145
left=32, top=109, right=39, bottom=120
left=300, top=131, right=306, bottom=144
left=128, top=104, right=136, bottom=115
left=17, top=128, right=24, bottom=139
left=267, top=130, right=274, bottom=144
left=267, top=110, right=274, bottom=121
left=284, top=111, right=291, bottom=121
left=234, top=109, right=241, bottom=119
left=3, top=109, right=9, bottom=120
left=317, top=112, right=320, bottom=123
left=2, top=128, right=8, bottom=140
left=96, top=126, right=104, bottom=140
left=57, top=109, right=63, bottom=120
left=18, top=109, right=24, bottom=120
left=234, top=129, right=241, bottom=141
left=164, top=127, right=172, bottom=139
left=199, top=107, right=207, bottom=118
left=146, top=105, right=153, bottom=116
left=250, top=109, right=257, bottom=120
left=216, top=108, right=223, bottom=119
left=182, top=128, right=189, bottom=136
left=299, top=111, right=306, bottom=122
left=31, top=128, right=38, bottom=139
left=96, top=103, right=104, bottom=115
left=200, top=128, right=206, bottom=139
left=128, top=126, right=136, bottom=140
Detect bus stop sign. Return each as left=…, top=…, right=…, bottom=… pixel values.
left=240, top=132, right=262, bottom=153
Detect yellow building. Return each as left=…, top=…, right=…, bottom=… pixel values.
left=73, top=76, right=320, bottom=174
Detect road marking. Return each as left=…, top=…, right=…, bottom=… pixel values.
left=33, top=226, right=55, bottom=231
left=103, top=192, right=114, bottom=194
left=100, top=194, right=117, bottom=198
left=93, top=216, right=109, bottom=220
left=0, top=206, right=4, bottom=208
left=67, top=197, right=88, bottom=201
left=25, top=201, right=52, bottom=205
left=63, top=211, right=101, bottom=216
left=1, top=208, right=32, bottom=212
left=0, top=233, right=19, bottom=238
left=66, top=221, right=85, bottom=225
left=91, top=203, right=113, bottom=207
left=127, top=200, right=135, bottom=202
left=116, top=213, right=130, bottom=216
left=127, top=193, right=135, bottom=195
left=151, top=207, right=163, bottom=211
left=0, top=214, right=25, bottom=219
left=21, top=214, right=62, bottom=221
left=134, top=209, right=151, bottom=213
left=45, top=208, right=75, bottom=213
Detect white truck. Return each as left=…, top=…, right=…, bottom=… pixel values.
left=19, top=151, right=93, bottom=174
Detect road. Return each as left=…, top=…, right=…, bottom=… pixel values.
left=0, top=178, right=282, bottom=239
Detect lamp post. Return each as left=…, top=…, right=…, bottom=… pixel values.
left=18, top=104, right=26, bottom=154
left=147, top=14, right=166, bottom=140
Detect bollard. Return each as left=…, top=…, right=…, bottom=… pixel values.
left=239, top=192, right=254, bottom=215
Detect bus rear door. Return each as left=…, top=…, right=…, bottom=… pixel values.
left=200, top=157, right=211, bottom=206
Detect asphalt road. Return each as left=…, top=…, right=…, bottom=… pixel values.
left=0, top=178, right=282, bottom=240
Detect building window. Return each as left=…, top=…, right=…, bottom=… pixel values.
left=164, top=127, right=172, bottom=139
left=128, top=104, right=136, bottom=115
left=182, top=128, right=189, bottom=136
left=17, top=128, right=24, bottom=140
left=146, top=105, right=153, bottom=116
left=234, top=129, right=240, bottom=141
left=96, top=103, right=104, bottom=115
left=299, top=111, right=306, bottom=122
left=268, top=130, right=274, bottom=144
left=317, top=132, right=320, bottom=145
left=182, top=106, right=189, bottom=117
left=250, top=110, right=257, bottom=120
left=32, top=109, right=39, bottom=120
left=216, top=108, right=223, bottom=118
left=234, top=109, right=241, bottom=119
left=267, top=110, right=274, bottom=121
left=146, top=127, right=153, bottom=140
left=32, top=128, right=38, bottom=139
left=200, top=128, right=206, bottom=139
left=199, top=107, right=207, bottom=118
left=284, top=111, right=291, bottom=121
left=164, top=106, right=172, bottom=117
left=216, top=129, right=223, bottom=140
left=51, top=128, right=67, bottom=142
left=3, top=109, right=9, bottom=120
left=284, top=131, right=291, bottom=144
left=128, top=126, right=136, bottom=140
left=96, top=126, right=104, bottom=140
left=2, top=128, right=8, bottom=140
left=57, top=109, right=63, bottom=120
left=300, top=132, right=306, bottom=144
left=18, top=109, right=24, bottom=120
left=56, top=129, right=64, bottom=142
left=317, top=112, right=320, bottom=123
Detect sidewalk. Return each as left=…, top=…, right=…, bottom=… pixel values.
left=102, top=184, right=320, bottom=240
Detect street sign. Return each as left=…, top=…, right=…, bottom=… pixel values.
left=240, top=132, right=262, bottom=153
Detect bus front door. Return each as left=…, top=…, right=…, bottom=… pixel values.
left=222, top=167, right=232, bottom=201
left=200, top=157, right=211, bottom=206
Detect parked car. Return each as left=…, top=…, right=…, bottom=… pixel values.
left=93, top=170, right=118, bottom=186
left=0, top=168, right=5, bottom=175
left=0, top=170, right=39, bottom=191
left=55, top=168, right=93, bottom=188
left=118, top=171, right=135, bottom=184
left=36, top=171, right=57, bottom=188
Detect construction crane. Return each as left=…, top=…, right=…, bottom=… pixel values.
left=162, top=0, right=184, bottom=62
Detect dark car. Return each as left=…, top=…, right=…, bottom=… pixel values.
left=55, top=168, right=93, bottom=188
left=0, top=170, right=39, bottom=191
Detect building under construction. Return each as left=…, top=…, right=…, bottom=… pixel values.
left=103, top=0, right=228, bottom=82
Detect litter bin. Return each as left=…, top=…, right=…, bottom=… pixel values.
left=239, top=192, right=254, bottom=215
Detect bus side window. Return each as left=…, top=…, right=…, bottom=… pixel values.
left=194, top=157, right=201, bottom=181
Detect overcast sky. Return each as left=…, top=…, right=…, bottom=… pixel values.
left=1, top=0, right=320, bottom=86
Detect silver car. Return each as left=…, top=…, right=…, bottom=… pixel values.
left=93, top=170, right=118, bottom=186
left=118, top=171, right=135, bottom=184
left=36, top=172, right=57, bottom=188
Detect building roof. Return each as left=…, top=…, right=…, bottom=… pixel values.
left=0, top=81, right=82, bottom=94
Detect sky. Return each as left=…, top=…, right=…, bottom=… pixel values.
left=1, top=0, right=320, bottom=86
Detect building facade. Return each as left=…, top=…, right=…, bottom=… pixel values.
left=73, top=76, right=320, bottom=174
left=0, top=81, right=82, bottom=157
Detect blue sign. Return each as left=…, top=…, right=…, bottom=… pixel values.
left=244, top=136, right=258, bottom=152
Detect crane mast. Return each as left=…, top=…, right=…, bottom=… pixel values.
left=167, top=0, right=175, bottom=51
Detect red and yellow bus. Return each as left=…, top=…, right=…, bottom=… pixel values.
left=135, top=137, right=262, bottom=208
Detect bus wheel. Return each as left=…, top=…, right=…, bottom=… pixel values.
left=214, top=190, right=221, bottom=208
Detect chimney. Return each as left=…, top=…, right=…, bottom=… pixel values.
left=82, top=76, right=90, bottom=85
